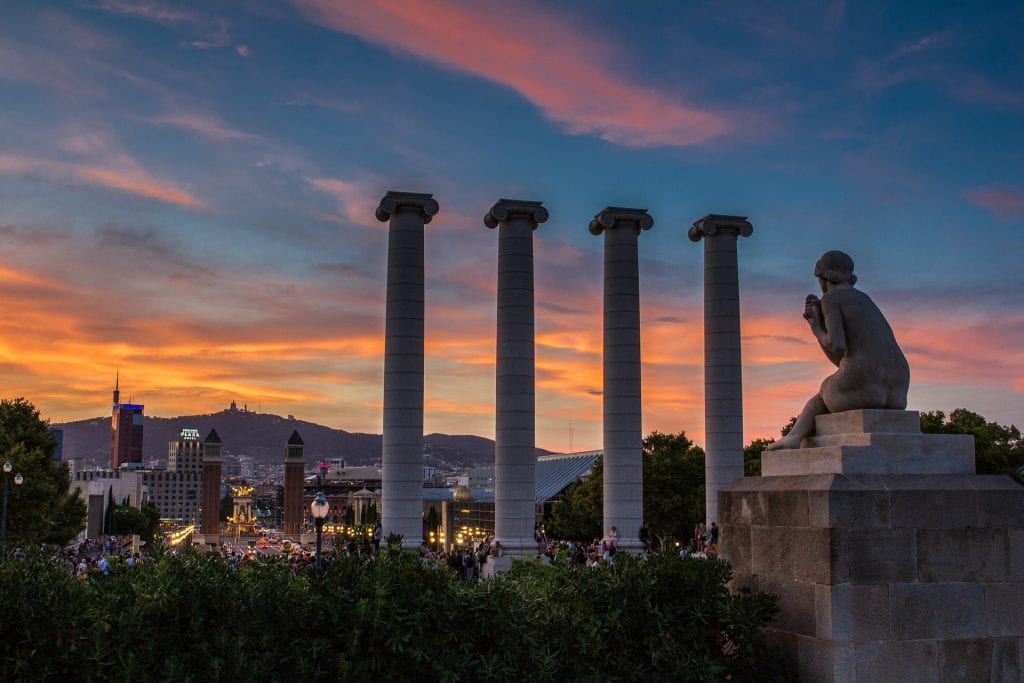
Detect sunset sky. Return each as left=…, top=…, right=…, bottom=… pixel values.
left=2, top=1, right=1022, bottom=453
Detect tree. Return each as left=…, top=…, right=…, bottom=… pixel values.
left=545, top=431, right=708, bottom=550
left=742, top=417, right=798, bottom=477
left=220, top=491, right=233, bottom=522
left=544, top=458, right=603, bottom=542
left=642, top=431, right=705, bottom=550
left=921, top=409, right=1024, bottom=482
left=0, top=398, right=87, bottom=549
left=104, top=486, right=116, bottom=535
left=743, top=439, right=774, bottom=476
left=424, top=505, right=440, bottom=536
left=109, top=502, right=161, bottom=546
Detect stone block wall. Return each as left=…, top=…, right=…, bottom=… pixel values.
left=722, top=473, right=1024, bottom=681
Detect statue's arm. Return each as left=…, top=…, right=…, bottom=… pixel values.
left=807, top=294, right=846, bottom=366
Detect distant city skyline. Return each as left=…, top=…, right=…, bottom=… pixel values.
left=1, top=1, right=1022, bottom=451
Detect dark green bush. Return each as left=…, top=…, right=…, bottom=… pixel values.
left=0, top=549, right=793, bottom=681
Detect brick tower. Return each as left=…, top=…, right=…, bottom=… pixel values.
left=283, top=430, right=305, bottom=536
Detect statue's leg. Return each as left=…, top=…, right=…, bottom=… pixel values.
left=765, top=394, right=827, bottom=450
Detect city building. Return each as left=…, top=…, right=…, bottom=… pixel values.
left=440, top=451, right=602, bottom=550
left=141, top=428, right=205, bottom=523
left=252, top=483, right=284, bottom=528
left=70, top=467, right=146, bottom=539
left=110, top=374, right=144, bottom=470
left=50, top=425, right=64, bottom=462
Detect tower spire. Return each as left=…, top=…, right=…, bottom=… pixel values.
left=113, top=367, right=120, bottom=407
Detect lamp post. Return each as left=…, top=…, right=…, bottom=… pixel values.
left=310, top=491, right=329, bottom=570
left=2, top=460, right=25, bottom=556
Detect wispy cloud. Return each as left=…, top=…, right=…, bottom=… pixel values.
left=966, top=186, right=1024, bottom=221
left=88, top=0, right=247, bottom=54
left=307, top=176, right=382, bottom=228
left=0, top=154, right=203, bottom=208
left=147, top=113, right=262, bottom=142
left=290, top=0, right=732, bottom=148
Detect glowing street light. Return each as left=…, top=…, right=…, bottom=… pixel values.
left=310, top=491, right=329, bottom=570
left=2, top=460, right=25, bottom=556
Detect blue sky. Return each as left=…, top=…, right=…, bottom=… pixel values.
left=1, top=0, right=1021, bottom=451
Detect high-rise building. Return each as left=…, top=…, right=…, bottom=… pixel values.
left=142, top=428, right=205, bottom=523
left=168, top=428, right=202, bottom=472
left=50, top=426, right=64, bottom=462
left=110, top=372, right=144, bottom=470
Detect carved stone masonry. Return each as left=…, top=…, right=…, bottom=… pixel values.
left=377, top=191, right=439, bottom=549
left=486, top=199, right=548, bottom=557
left=590, top=207, right=653, bottom=552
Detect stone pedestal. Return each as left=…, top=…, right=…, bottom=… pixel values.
left=721, top=409, right=1024, bottom=682
left=590, top=207, right=653, bottom=552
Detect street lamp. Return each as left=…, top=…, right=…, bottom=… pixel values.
left=2, top=460, right=25, bottom=556
left=310, top=491, right=329, bottom=570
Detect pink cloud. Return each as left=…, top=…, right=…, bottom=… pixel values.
left=966, top=186, right=1024, bottom=221
left=307, top=176, right=383, bottom=228
left=291, top=0, right=732, bottom=148
left=0, top=154, right=204, bottom=208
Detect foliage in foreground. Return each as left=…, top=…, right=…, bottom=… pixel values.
left=0, top=549, right=793, bottom=682
left=0, top=398, right=86, bottom=547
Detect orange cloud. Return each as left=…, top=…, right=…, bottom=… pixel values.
left=291, top=0, right=732, bottom=147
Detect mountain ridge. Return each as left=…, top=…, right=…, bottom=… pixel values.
left=56, top=408, right=551, bottom=469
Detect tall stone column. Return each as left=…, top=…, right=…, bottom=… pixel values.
left=689, top=214, right=753, bottom=527
left=590, top=207, right=653, bottom=552
left=283, top=430, right=305, bottom=537
left=485, top=199, right=548, bottom=557
left=201, top=429, right=222, bottom=537
left=376, top=191, right=439, bottom=549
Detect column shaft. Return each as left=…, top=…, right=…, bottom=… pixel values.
left=378, top=191, right=438, bottom=549
left=689, top=215, right=752, bottom=528
left=486, top=199, right=547, bottom=556
left=591, top=207, right=652, bottom=553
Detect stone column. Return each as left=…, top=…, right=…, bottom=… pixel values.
left=485, top=198, right=548, bottom=557
left=376, top=191, right=439, bottom=549
left=688, top=214, right=753, bottom=527
left=283, top=430, right=305, bottom=537
left=200, top=429, right=222, bottom=537
left=589, top=207, right=653, bottom=552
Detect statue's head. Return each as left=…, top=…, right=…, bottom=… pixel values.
left=814, top=250, right=857, bottom=286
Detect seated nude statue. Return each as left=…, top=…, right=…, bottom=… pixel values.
left=766, top=250, right=909, bottom=450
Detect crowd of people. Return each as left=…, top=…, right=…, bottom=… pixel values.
left=59, top=534, right=147, bottom=578
left=37, top=520, right=723, bottom=578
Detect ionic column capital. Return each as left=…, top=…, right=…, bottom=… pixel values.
left=484, top=198, right=548, bottom=229
left=376, top=191, right=440, bottom=224
left=589, top=207, right=654, bottom=236
left=688, top=214, right=753, bottom=242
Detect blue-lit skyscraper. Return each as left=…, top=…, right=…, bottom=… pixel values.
left=110, top=372, right=144, bottom=470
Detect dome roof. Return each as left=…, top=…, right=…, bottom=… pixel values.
left=452, top=485, right=474, bottom=502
